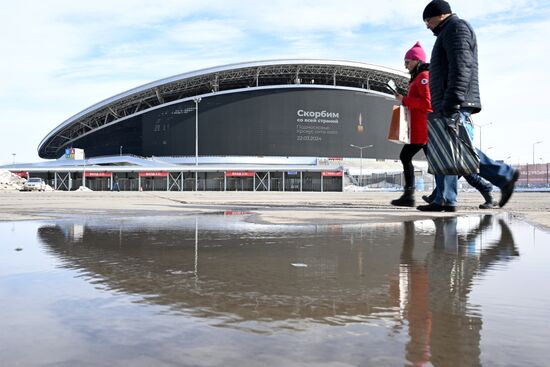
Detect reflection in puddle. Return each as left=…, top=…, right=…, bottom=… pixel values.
left=1, top=214, right=549, bottom=366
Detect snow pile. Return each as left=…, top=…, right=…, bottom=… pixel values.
left=344, top=184, right=402, bottom=192
left=0, top=169, right=25, bottom=191
left=75, top=186, right=93, bottom=191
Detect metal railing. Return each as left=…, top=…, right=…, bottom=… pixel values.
left=358, top=163, right=550, bottom=191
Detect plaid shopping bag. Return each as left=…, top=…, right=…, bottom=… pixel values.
left=426, top=113, right=480, bottom=175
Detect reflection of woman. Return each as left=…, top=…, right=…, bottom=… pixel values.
left=397, top=221, right=432, bottom=366
left=391, top=42, right=431, bottom=207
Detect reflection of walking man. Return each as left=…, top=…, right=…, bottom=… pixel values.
left=417, top=0, right=520, bottom=212
left=398, top=216, right=519, bottom=366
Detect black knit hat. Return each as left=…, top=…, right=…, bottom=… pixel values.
left=422, top=0, right=452, bottom=20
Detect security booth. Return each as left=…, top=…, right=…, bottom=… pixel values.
left=321, top=171, right=343, bottom=192
left=84, top=171, right=112, bottom=191
left=139, top=171, right=168, bottom=191
left=270, top=171, right=284, bottom=191
left=284, top=171, right=301, bottom=191
left=302, top=171, right=321, bottom=192
left=225, top=171, right=254, bottom=191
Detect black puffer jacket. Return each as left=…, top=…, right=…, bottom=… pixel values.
left=429, top=14, right=481, bottom=114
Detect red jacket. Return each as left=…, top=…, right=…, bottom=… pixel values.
left=402, top=69, right=431, bottom=145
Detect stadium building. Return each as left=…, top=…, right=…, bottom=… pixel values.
left=6, top=59, right=410, bottom=192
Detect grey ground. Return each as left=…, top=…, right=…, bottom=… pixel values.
left=1, top=191, right=549, bottom=231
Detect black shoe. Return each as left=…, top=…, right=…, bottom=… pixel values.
left=391, top=196, right=415, bottom=207
left=416, top=203, right=457, bottom=212
left=391, top=188, right=415, bottom=207
left=479, top=201, right=498, bottom=209
left=421, top=195, right=433, bottom=204
left=499, top=169, right=520, bottom=208
left=479, top=191, right=497, bottom=209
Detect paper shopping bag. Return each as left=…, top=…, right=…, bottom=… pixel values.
left=387, top=105, right=410, bottom=144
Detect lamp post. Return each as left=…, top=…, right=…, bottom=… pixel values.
left=350, top=144, right=373, bottom=186
left=476, top=122, right=492, bottom=151
left=533, top=141, right=542, bottom=165
left=12, top=153, right=16, bottom=165
left=193, top=97, right=202, bottom=191
left=119, top=145, right=123, bottom=156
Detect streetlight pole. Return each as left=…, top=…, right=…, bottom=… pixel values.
left=12, top=153, right=16, bottom=165
left=350, top=144, right=373, bottom=186
left=476, top=122, right=492, bottom=151
left=533, top=141, right=542, bottom=165
left=193, top=97, right=202, bottom=191
left=120, top=145, right=123, bottom=156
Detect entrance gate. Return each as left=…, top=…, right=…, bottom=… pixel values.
left=225, top=171, right=254, bottom=191
left=84, top=171, right=112, bottom=191
left=139, top=171, right=168, bottom=191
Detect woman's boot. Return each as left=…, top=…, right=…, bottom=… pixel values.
left=391, top=187, right=415, bottom=207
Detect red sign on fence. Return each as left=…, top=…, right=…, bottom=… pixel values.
left=139, top=171, right=168, bottom=177
left=322, top=171, right=343, bottom=177
left=84, top=171, right=111, bottom=177
left=225, top=171, right=255, bottom=177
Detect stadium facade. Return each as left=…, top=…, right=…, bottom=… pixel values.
left=7, top=59, right=411, bottom=192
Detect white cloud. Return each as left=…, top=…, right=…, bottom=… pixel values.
left=0, top=0, right=548, bottom=164
left=473, top=17, right=550, bottom=163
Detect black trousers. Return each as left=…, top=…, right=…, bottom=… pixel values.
left=399, top=144, right=426, bottom=189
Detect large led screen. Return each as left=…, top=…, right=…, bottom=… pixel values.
left=72, top=88, right=406, bottom=159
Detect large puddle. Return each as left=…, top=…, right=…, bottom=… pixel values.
left=1, top=214, right=549, bottom=366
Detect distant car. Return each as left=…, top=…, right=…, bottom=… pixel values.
left=22, top=177, right=46, bottom=191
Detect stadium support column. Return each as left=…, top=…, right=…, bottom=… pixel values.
left=194, top=97, right=202, bottom=191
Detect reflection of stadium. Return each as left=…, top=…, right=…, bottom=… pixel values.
left=38, top=217, right=406, bottom=321
left=8, top=60, right=411, bottom=191
left=37, top=215, right=519, bottom=365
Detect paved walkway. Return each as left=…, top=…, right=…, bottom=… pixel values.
left=1, top=191, right=549, bottom=230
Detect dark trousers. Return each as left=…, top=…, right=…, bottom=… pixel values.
left=399, top=144, right=427, bottom=189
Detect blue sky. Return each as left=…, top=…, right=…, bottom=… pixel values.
left=1, top=0, right=549, bottom=165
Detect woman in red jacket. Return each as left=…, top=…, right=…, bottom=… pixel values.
left=391, top=42, right=432, bottom=207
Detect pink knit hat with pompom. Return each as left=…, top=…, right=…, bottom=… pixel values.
left=404, top=41, right=426, bottom=62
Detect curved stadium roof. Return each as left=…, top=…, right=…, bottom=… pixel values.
left=38, top=59, right=408, bottom=159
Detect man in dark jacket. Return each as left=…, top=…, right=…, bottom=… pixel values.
left=417, top=0, right=520, bottom=212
